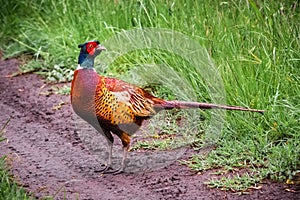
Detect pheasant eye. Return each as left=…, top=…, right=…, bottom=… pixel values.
left=86, top=43, right=95, bottom=53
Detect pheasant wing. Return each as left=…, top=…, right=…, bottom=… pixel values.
left=104, top=78, right=158, bottom=117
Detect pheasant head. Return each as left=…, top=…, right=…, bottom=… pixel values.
left=77, top=40, right=106, bottom=69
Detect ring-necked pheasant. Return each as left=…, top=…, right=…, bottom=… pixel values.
left=71, top=40, right=264, bottom=174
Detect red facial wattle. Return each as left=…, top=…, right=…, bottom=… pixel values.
left=86, top=42, right=98, bottom=55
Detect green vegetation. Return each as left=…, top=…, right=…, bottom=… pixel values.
left=206, top=173, right=262, bottom=192
left=1, top=0, right=299, bottom=192
left=0, top=157, right=32, bottom=200
left=0, top=119, right=33, bottom=199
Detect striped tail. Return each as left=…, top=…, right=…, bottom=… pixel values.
left=160, top=100, right=264, bottom=114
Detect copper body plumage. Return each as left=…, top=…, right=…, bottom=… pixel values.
left=71, top=40, right=264, bottom=174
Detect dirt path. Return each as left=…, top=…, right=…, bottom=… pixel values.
left=0, top=58, right=298, bottom=199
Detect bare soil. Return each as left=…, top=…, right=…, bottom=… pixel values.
left=0, top=58, right=299, bottom=199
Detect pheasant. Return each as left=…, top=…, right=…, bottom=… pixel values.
left=71, top=40, right=264, bottom=174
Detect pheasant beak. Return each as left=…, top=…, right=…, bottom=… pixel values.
left=96, top=44, right=106, bottom=51
left=93, top=44, right=106, bottom=56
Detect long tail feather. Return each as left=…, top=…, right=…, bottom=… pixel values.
left=160, top=100, right=264, bottom=114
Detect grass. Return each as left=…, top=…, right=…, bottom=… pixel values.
left=0, top=119, right=33, bottom=199
left=0, top=157, right=33, bottom=200
left=0, top=0, right=299, bottom=193
left=206, top=173, right=262, bottom=193
left=131, top=110, right=205, bottom=151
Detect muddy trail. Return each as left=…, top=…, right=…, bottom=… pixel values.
left=0, top=58, right=299, bottom=199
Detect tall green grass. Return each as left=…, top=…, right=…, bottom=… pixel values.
left=1, top=0, right=299, bottom=191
